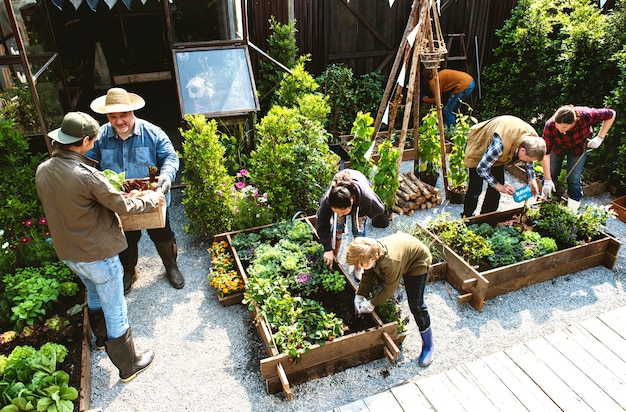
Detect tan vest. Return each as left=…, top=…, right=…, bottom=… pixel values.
left=464, top=115, right=538, bottom=168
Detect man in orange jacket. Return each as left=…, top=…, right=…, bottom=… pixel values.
left=421, top=68, right=475, bottom=128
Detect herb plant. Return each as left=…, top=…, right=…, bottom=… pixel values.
left=417, top=108, right=442, bottom=179
left=348, top=111, right=376, bottom=178
left=372, top=140, right=401, bottom=211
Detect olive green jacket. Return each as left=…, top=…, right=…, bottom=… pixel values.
left=356, top=233, right=432, bottom=306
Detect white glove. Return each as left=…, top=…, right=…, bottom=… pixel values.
left=157, top=174, right=171, bottom=194
left=542, top=179, right=555, bottom=199
left=358, top=299, right=375, bottom=314
left=354, top=295, right=365, bottom=313
left=587, top=136, right=604, bottom=149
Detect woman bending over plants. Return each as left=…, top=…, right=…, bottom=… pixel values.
left=346, top=233, right=435, bottom=367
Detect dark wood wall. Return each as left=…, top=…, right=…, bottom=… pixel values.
left=247, top=0, right=519, bottom=85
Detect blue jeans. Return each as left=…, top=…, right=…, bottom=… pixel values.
left=550, top=151, right=586, bottom=201
left=336, top=214, right=367, bottom=238
left=65, top=256, right=129, bottom=340
left=404, top=273, right=430, bottom=331
left=443, top=80, right=475, bottom=128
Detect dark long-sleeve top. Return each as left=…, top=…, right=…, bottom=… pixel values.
left=316, top=169, right=384, bottom=252
left=356, top=233, right=432, bottom=307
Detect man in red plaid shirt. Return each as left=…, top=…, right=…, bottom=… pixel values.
left=541, top=105, right=616, bottom=211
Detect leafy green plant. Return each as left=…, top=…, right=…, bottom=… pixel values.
left=0, top=342, right=77, bottom=412
left=446, top=103, right=477, bottom=191
left=372, top=140, right=401, bottom=211
left=251, top=104, right=337, bottom=221
left=239, top=221, right=344, bottom=360
left=319, top=269, right=347, bottom=293
left=348, top=111, right=376, bottom=177
left=229, top=169, right=274, bottom=231
left=180, top=114, right=235, bottom=238
left=417, top=108, right=443, bottom=179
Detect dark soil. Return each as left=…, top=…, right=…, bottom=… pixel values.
left=0, top=289, right=85, bottom=411
left=308, top=286, right=377, bottom=335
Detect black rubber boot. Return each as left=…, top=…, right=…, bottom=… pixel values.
left=119, top=243, right=139, bottom=295
left=87, top=309, right=107, bottom=350
left=155, top=238, right=185, bottom=289
left=105, top=328, right=154, bottom=382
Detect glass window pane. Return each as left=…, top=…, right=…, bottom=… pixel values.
left=170, top=0, right=243, bottom=43
left=174, top=47, right=258, bottom=117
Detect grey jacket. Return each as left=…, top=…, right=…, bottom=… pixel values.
left=36, top=148, right=160, bottom=262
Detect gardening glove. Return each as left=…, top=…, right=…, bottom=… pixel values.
left=358, top=299, right=375, bottom=314
left=542, top=179, right=555, bottom=199
left=587, top=135, right=604, bottom=149
left=157, top=174, right=171, bottom=194
left=354, top=295, right=366, bottom=313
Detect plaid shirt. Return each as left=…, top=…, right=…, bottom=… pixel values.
left=542, top=107, right=614, bottom=156
left=477, top=134, right=535, bottom=188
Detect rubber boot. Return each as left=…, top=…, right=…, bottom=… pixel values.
left=119, top=243, right=138, bottom=295
left=155, top=238, right=185, bottom=289
left=87, top=309, right=107, bottom=350
left=105, top=328, right=154, bottom=382
left=567, top=198, right=581, bottom=213
left=418, top=327, right=434, bottom=367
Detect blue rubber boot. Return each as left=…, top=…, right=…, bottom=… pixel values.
left=418, top=327, right=434, bottom=367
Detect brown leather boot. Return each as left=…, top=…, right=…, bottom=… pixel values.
left=87, top=309, right=107, bottom=350
left=119, top=243, right=139, bottom=295
left=105, top=328, right=154, bottom=382
left=155, top=237, right=185, bottom=289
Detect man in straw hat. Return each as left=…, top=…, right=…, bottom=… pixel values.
left=36, top=111, right=162, bottom=382
left=87, top=87, right=185, bottom=292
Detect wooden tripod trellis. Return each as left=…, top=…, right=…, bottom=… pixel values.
left=371, top=0, right=450, bottom=199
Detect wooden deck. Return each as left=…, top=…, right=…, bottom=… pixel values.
left=330, top=305, right=626, bottom=412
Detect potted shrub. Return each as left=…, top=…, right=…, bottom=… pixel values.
left=371, top=140, right=401, bottom=228
left=417, top=107, right=442, bottom=186
left=446, top=104, right=477, bottom=204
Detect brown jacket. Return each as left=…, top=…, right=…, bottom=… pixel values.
left=36, top=148, right=160, bottom=262
left=464, top=115, right=538, bottom=168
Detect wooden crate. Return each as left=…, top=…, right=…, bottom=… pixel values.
left=119, top=202, right=166, bottom=231
left=610, top=195, right=626, bottom=223
left=506, top=163, right=608, bottom=196
left=419, top=207, right=621, bottom=312
left=215, top=217, right=407, bottom=399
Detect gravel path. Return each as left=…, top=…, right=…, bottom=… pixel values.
left=88, top=166, right=626, bottom=412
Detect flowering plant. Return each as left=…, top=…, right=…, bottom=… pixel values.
left=208, top=240, right=245, bottom=298
left=1, top=217, right=57, bottom=275
left=229, top=169, right=274, bottom=231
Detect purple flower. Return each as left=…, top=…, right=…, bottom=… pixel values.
left=217, top=190, right=223, bottom=197
left=239, top=169, right=248, bottom=176
left=38, top=217, right=48, bottom=225
left=23, top=219, right=33, bottom=227
left=297, top=272, right=312, bottom=284
left=235, top=182, right=245, bottom=190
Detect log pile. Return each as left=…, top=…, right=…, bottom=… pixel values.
left=392, top=171, right=442, bottom=215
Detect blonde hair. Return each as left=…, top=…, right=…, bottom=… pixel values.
left=345, top=237, right=383, bottom=268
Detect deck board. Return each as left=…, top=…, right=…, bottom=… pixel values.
left=328, top=306, right=626, bottom=412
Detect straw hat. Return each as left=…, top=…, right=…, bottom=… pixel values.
left=90, top=88, right=145, bottom=114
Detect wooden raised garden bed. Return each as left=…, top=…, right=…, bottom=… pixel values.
left=506, top=162, right=608, bottom=197
left=610, top=195, right=626, bottom=223
left=421, top=207, right=621, bottom=312
left=213, top=217, right=407, bottom=399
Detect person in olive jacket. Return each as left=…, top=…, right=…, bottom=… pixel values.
left=346, top=233, right=434, bottom=367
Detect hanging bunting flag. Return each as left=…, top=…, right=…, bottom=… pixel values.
left=69, top=0, right=83, bottom=9
left=600, top=0, right=607, bottom=6
left=382, top=105, right=389, bottom=125
left=121, top=0, right=132, bottom=9
left=397, top=64, right=406, bottom=87
left=49, top=0, right=64, bottom=10
left=407, top=25, right=418, bottom=47
left=86, top=0, right=100, bottom=10
left=389, top=0, right=395, bottom=7
left=104, top=0, right=118, bottom=9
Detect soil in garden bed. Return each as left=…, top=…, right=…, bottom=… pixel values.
left=305, top=286, right=377, bottom=334
left=0, top=286, right=85, bottom=411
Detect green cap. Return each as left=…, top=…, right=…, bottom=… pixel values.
left=48, top=112, right=99, bottom=144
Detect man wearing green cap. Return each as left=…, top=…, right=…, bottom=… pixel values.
left=36, top=111, right=163, bottom=383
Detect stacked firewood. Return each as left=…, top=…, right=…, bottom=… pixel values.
left=392, top=171, right=442, bottom=215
